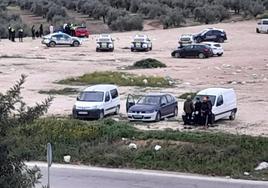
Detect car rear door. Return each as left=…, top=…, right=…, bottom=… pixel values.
left=166, top=94, right=176, bottom=115
left=183, top=45, right=193, bottom=57
left=103, top=91, right=113, bottom=115
left=160, top=96, right=169, bottom=116
left=63, top=34, right=72, bottom=45
left=204, top=30, right=215, bottom=41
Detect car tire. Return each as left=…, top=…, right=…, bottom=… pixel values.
left=49, top=41, right=56, bottom=47
left=155, top=112, right=161, bottom=122
left=218, top=37, right=224, bottom=43
left=110, top=48, right=114, bottom=52
left=175, top=52, right=181, bottom=58
left=73, top=41, right=79, bottom=47
left=229, top=110, right=236, bottom=120
left=256, top=28, right=260, bottom=33
left=217, top=53, right=223, bottom=57
left=198, top=53, right=205, bottom=59
left=99, top=110, right=104, bottom=120
left=114, top=106, right=120, bottom=115
left=196, top=37, right=202, bottom=43
left=131, top=48, right=134, bottom=52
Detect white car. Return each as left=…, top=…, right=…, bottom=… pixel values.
left=178, top=34, right=195, bottom=47
left=195, top=88, right=237, bottom=122
left=96, top=34, right=114, bottom=52
left=131, top=34, right=152, bottom=52
left=256, top=19, right=268, bottom=33
left=73, top=85, right=120, bottom=119
left=42, top=32, right=82, bottom=47
left=203, top=42, right=224, bottom=56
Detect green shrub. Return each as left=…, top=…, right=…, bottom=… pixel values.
left=57, top=71, right=172, bottom=87
left=133, top=58, right=167, bottom=69
left=178, top=92, right=198, bottom=99
left=38, top=88, right=78, bottom=95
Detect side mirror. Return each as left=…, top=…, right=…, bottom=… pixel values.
left=76, top=96, right=80, bottom=101
left=161, top=103, right=166, bottom=107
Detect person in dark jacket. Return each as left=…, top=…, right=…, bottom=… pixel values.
left=8, top=26, right=11, bottom=40
left=194, top=97, right=202, bottom=125
left=200, top=96, right=212, bottom=129
left=11, top=27, right=15, bottom=42
left=18, top=28, right=24, bottom=42
left=39, top=24, right=43, bottom=37
left=183, top=95, right=194, bottom=125
left=31, top=25, right=35, bottom=39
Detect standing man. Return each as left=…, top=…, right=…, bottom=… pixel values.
left=31, top=25, right=36, bottom=39
left=8, top=26, right=12, bottom=40
left=194, top=97, right=202, bottom=125
left=11, top=27, right=15, bottom=42
left=200, top=96, right=212, bottom=129
left=18, top=27, right=24, bottom=42
left=183, top=95, right=194, bottom=125
left=49, top=24, right=54, bottom=34
left=39, top=24, right=44, bottom=37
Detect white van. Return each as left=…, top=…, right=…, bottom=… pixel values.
left=72, top=84, right=120, bottom=119
left=256, top=19, right=268, bottom=33
left=195, top=88, right=237, bottom=122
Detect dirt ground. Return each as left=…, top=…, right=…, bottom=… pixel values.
left=0, top=20, right=267, bottom=136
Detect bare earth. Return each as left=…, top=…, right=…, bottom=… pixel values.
left=0, top=20, right=267, bottom=136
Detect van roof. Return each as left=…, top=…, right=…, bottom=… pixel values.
left=197, top=88, right=234, bottom=96
left=83, top=84, right=118, bottom=92
left=261, top=19, right=268, bottom=21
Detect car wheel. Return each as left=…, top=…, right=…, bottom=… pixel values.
left=131, top=48, right=134, bottom=52
left=99, top=110, right=104, bottom=120
left=217, top=53, right=223, bottom=57
left=110, top=48, right=114, bottom=52
left=218, top=37, right=224, bottom=43
left=229, top=110, right=236, bottom=120
left=96, top=48, right=99, bottom=52
left=73, top=41, right=79, bottom=47
left=114, top=106, right=120, bottom=115
left=256, top=28, right=260, bottom=33
left=198, top=53, right=205, bottom=59
left=196, top=37, right=202, bottom=43
left=155, top=112, right=161, bottom=122
left=175, top=52, right=181, bottom=58
left=49, top=41, right=56, bottom=47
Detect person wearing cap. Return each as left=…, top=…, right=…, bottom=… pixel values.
left=11, top=27, right=15, bottom=42
left=8, top=26, right=11, bottom=40
left=183, top=95, right=194, bottom=125
left=18, top=27, right=24, bottom=42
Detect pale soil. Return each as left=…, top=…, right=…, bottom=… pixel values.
left=0, top=20, right=267, bottom=136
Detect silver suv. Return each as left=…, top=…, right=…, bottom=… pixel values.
left=131, top=34, right=152, bottom=52
left=42, top=32, right=82, bottom=47
left=96, top=34, right=114, bottom=52
left=178, top=34, right=195, bottom=47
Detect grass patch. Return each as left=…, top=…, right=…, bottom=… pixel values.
left=133, top=58, right=167, bottom=69
left=57, top=71, right=173, bottom=87
left=178, top=92, right=198, bottom=99
left=38, top=88, right=79, bottom=95
left=12, top=117, right=268, bottom=180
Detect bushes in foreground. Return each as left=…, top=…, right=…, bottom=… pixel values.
left=13, top=117, right=268, bottom=180
left=133, top=58, right=167, bottom=69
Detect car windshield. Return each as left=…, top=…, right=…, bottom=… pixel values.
left=78, top=91, right=104, bottom=102
left=194, top=95, right=216, bottom=106
left=99, top=38, right=111, bottom=42
left=137, top=96, right=161, bottom=105
left=134, top=38, right=145, bottom=42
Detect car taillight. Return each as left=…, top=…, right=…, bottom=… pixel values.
left=204, top=48, right=209, bottom=52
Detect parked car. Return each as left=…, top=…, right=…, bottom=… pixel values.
left=131, top=34, right=152, bottom=52
left=72, top=85, right=120, bottom=119
left=126, top=93, right=178, bottom=122
left=42, top=32, right=82, bottom=47
left=194, top=28, right=227, bottom=43
left=203, top=42, right=224, bottom=56
left=182, top=88, right=237, bottom=124
left=96, top=34, right=114, bottom=52
left=178, top=34, right=195, bottom=47
left=171, top=44, right=213, bottom=59
left=74, top=26, right=90, bottom=38
left=256, top=19, right=268, bottom=33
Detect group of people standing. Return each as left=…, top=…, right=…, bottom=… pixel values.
left=63, top=23, right=75, bottom=36
left=31, top=24, right=44, bottom=39
left=183, top=95, right=213, bottom=129
left=8, top=26, right=23, bottom=42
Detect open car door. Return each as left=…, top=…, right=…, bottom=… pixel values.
left=126, top=94, right=135, bottom=112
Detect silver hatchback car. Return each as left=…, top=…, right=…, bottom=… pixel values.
left=42, top=32, right=82, bottom=47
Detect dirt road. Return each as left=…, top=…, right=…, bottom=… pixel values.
left=0, top=20, right=267, bottom=136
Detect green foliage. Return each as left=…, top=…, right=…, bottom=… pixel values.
left=133, top=58, right=167, bottom=69
left=109, top=14, right=143, bottom=31
left=0, top=75, right=52, bottom=188
left=57, top=71, right=172, bottom=87
left=14, top=117, right=268, bottom=180
left=178, top=92, right=197, bottom=99
left=39, top=88, right=78, bottom=95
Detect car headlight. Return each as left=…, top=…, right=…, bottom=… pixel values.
left=97, top=44, right=100, bottom=48
left=142, top=44, right=148, bottom=48
left=109, top=44, right=113, bottom=48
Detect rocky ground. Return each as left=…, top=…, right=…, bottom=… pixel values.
left=0, top=20, right=267, bottom=136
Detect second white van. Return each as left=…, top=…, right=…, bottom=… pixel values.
left=195, top=88, right=237, bottom=122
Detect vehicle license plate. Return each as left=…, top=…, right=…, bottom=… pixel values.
left=78, top=111, right=88, bottom=115
left=133, top=115, right=143, bottom=119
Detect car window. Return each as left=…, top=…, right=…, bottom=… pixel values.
left=63, top=34, right=70, bottom=39
left=78, top=91, right=104, bottom=102
left=161, top=96, right=168, bottom=105
left=166, top=95, right=174, bottom=103
left=214, top=44, right=221, bottom=47
left=105, top=92, right=110, bottom=102
left=194, top=95, right=216, bottom=106
left=184, top=45, right=192, bottom=49
left=216, top=95, right=224, bottom=106
left=137, top=96, right=161, bottom=105
left=206, top=30, right=213, bottom=35
left=110, top=89, right=118, bottom=99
